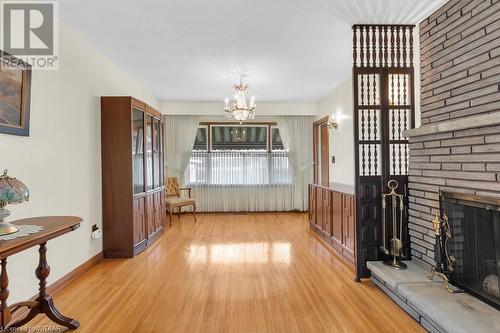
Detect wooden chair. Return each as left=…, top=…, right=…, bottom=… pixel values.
left=165, top=177, right=197, bottom=226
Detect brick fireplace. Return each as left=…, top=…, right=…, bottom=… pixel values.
left=366, top=1, right=500, bottom=330
left=405, top=0, right=500, bottom=270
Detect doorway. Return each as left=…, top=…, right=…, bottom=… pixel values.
left=313, top=116, right=329, bottom=186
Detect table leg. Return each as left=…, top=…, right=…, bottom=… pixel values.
left=0, top=258, right=11, bottom=328
left=9, top=242, right=80, bottom=330
left=37, top=242, right=80, bottom=329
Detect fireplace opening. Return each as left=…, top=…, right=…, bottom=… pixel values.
left=441, top=192, right=500, bottom=310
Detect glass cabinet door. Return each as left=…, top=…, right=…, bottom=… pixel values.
left=132, top=109, right=144, bottom=194
left=153, top=119, right=161, bottom=188
left=145, top=115, right=154, bottom=191
left=160, top=121, right=164, bottom=186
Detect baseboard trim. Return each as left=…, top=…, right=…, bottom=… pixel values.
left=11, top=251, right=104, bottom=322
left=46, top=251, right=104, bottom=296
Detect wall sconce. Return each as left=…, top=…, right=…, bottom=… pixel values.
left=328, top=113, right=338, bottom=130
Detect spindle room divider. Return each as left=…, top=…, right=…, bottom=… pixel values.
left=352, top=25, right=415, bottom=280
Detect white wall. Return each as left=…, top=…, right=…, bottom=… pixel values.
left=317, top=79, right=355, bottom=186
left=161, top=101, right=317, bottom=116
left=0, top=23, right=158, bottom=302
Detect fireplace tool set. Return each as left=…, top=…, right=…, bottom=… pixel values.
left=428, top=211, right=459, bottom=293
left=381, top=180, right=407, bottom=269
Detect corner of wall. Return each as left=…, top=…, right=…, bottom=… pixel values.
left=317, top=79, right=355, bottom=186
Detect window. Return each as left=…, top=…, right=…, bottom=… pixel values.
left=186, top=123, right=292, bottom=185
left=271, top=126, right=285, bottom=151
left=193, top=126, right=208, bottom=151
left=211, top=125, right=267, bottom=151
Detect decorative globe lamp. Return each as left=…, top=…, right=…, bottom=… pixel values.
left=0, top=170, right=29, bottom=236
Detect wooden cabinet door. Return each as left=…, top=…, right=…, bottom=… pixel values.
left=331, top=191, right=343, bottom=246
left=133, top=197, right=146, bottom=245
left=153, top=191, right=162, bottom=231
left=145, top=195, right=155, bottom=236
left=160, top=189, right=166, bottom=227
left=322, top=190, right=332, bottom=235
left=320, top=124, right=329, bottom=186
left=132, top=109, right=145, bottom=195
left=315, top=187, right=323, bottom=229
left=309, top=186, right=317, bottom=224
left=342, top=194, right=355, bottom=253
left=152, top=192, right=158, bottom=231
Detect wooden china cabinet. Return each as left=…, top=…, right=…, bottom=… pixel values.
left=101, top=96, right=166, bottom=258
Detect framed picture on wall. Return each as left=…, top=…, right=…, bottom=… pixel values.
left=0, top=51, right=32, bottom=136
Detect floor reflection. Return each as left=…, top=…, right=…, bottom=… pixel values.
left=188, top=242, right=291, bottom=265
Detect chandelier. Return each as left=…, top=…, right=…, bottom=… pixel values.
left=224, top=77, right=256, bottom=123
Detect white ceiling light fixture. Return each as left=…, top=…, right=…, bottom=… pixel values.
left=224, top=75, right=256, bottom=124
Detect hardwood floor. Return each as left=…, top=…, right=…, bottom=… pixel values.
left=26, top=213, right=422, bottom=332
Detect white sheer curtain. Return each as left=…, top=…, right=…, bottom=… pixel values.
left=163, top=115, right=199, bottom=184
left=187, top=152, right=292, bottom=185
left=277, top=116, right=314, bottom=211
left=191, top=185, right=293, bottom=212
left=185, top=151, right=293, bottom=212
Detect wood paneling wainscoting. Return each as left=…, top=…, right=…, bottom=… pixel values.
left=309, top=183, right=356, bottom=266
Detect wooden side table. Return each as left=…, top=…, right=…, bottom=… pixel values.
left=0, top=216, right=82, bottom=330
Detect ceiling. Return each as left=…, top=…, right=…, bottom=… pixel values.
left=60, top=0, right=446, bottom=102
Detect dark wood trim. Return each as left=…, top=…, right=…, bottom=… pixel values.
left=131, top=97, right=146, bottom=111
left=133, top=186, right=165, bottom=198
left=199, top=122, right=278, bottom=153
left=207, top=124, right=212, bottom=153
left=313, top=124, right=318, bottom=183
left=46, top=252, right=104, bottom=296
left=146, top=104, right=162, bottom=118
left=11, top=251, right=104, bottom=322
left=352, top=24, right=415, bottom=28
left=143, top=113, right=148, bottom=197
left=441, top=191, right=500, bottom=207
left=320, top=123, right=329, bottom=185
left=267, top=124, right=271, bottom=152
left=313, top=116, right=328, bottom=126
left=309, top=226, right=356, bottom=271
left=177, top=211, right=308, bottom=215
left=312, top=116, right=329, bottom=185
left=199, top=121, right=277, bottom=126
left=353, top=66, right=361, bottom=281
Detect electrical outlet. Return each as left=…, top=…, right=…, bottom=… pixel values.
left=331, top=156, right=335, bottom=164
left=91, top=224, right=102, bottom=240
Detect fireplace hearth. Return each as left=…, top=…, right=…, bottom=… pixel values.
left=441, top=192, right=500, bottom=310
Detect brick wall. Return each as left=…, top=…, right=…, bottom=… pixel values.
left=408, top=0, right=500, bottom=267
left=420, top=0, right=500, bottom=125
